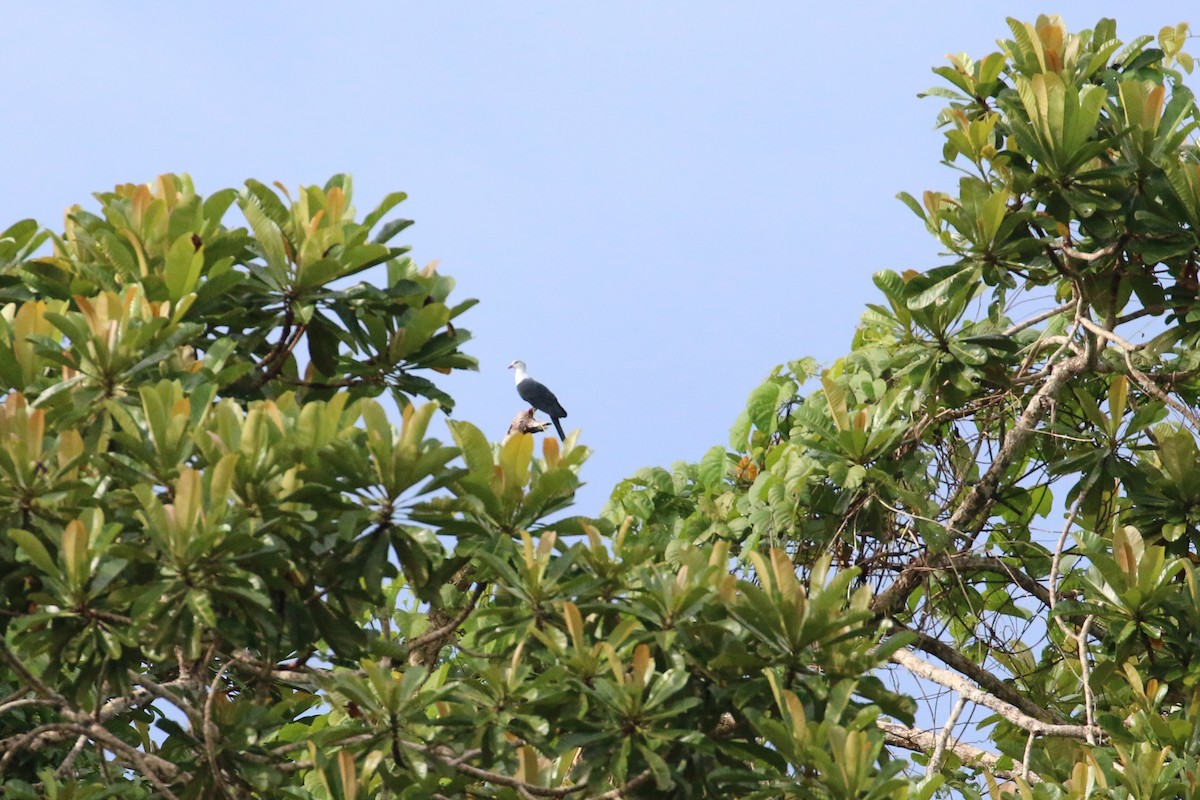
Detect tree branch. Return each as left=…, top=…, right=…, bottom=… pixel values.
left=904, top=628, right=1064, bottom=724
left=948, top=352, right=1089, bottom=545
left=1057, top=241, right=1120, bottom=263
left=1003, top=301, right=1075, bottom=337
left=397, top=740, right=652, bottom=798
left=55, top=733, right=90, bottom=778
left=878, top=720, right=1038, bottom=782
left=872, top=353, right=1089, bottom=618
left=404, top=583, right=487, bottom=661
left=1076, top=317, right=1145, bottom=352
left=204, top=656, right=240, bottom=799
left=890, top=648, right=1100, bottom=740
left=924, top=696, right=966, bottom=783
left=0, top=638, right=66, bottom=707
left=1123, top=350, right=1200, bottom=431
left=508, top=408, right=552, bottom=436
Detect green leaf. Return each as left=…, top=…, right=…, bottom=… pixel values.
left=747, top=381, right=781, bottom=434
left=820, top=373, right=851, bottom=433
left=362, top=191, right=409, bottom=230
left=697, top=446, right=728, bottom=490
left=239, top=193, right=290, bottom=284
left=163, top=233, right=204, bottom=301
left=373, top=217, right=414, bottom=244
left=10, top=529, right=61, bottom=579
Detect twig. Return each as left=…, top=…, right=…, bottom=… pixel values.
left=1078, top=615, right=1096, bottom=746
left=55, top=733, right=90, bottom=777
left=0, top=638, right=66, bottom=707
left=404, top=583, right=487, bottom=657
left=255, top=299, right=306, bottom=387
left=1058, top=241, right=1120, bottom=263
left=231, top=652, right=323, bottom=686
left=1123, top=349, right=1200, bottom=431
left=395, top=740, right=652, bottom=798
left=1076, top=317, right=1145, bottom=352
left=0, top=696, right=55, bottom=715
left=583, top=769, right=654, bottom=799
left=1003, top=301, right=1076, bottom=337
left=924, top=697, right=967, bottom=783
left=1021, top=731, right=1036, bottom=782
left=204, top=656, right=241, bottom=799
left=272, top=733, right=380, bottom=765
left=1049, top=487, right=1089, bottom=625
left=130, top=671, right=202, bottom=724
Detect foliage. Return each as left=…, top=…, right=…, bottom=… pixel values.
left=4, top=13, right=1200, bottom=800
left=607, top=13, right=1200, bottom=799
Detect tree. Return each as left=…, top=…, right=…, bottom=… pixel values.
left=2, top=13, right=1199, bottom=800
left=610, top=14, right=1200, bottom=797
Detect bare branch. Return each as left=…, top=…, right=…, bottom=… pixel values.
left=508, top=408, right=552, bottom=436
left=1, top=722, right=78, bottom=770
left=1003, top=301, right=1075, bottom=337
left=890, top=648, right=1100, bottom=740
left=1123, top=350, right=1200, bottom=431
left=130, top=671, right=202, bottom=725
left=1078, top=615, right=1097, bottom=746
left=1, top=719, right=187, bottom=798
left=1115, top=305, right=1163, bottom=326
left=924, top=697, right=967, bottom=782
left=873, top=355, right=1089, bottom=617
left=411, top=744, right=579, bottom=797
left=204, top=656, right=240, bottom=799
left=95, top=686, right=156, bottom=721
left=872, top=552, right=1052, bottom=624
left=1050, top=486, right=1089, bottom=638
left=952, top=555, right=1053, bottom=608
left=1077, top=317, right=1145, bottom=352
left=583, top=770, right=654, bottom=799
left=55, top=733, right=90, bottom=778
left=1021, top=731, right=1036, bottom=782
left=905, top=628, right=1063, bottom=724
left=0, top=696, right=55, bottom=715
left=1057, top=241, right=1120, bottom=263
left=404, top=583, right=487, bottom=660
left=878, top=720, right=1039, bottom=783
left=232, top=652, right=324, bottom=687
left=0, top=638, right=66, bottom=707
left=947, top=352, right=1089, bottom=546
left=86, top=724, right=185, bottom=800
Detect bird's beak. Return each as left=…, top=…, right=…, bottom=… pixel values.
left=507, top=362, right=515, bottom=369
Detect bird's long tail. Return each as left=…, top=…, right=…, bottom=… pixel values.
left=552, top=416, right=565, bottom=441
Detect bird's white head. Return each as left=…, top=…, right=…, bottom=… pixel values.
left=507, top=360, right=526, bottom=371
left=508, top=360, right=528, bottom=383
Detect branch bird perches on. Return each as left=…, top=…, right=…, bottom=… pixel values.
left=508, top=360, right=568, bottom=441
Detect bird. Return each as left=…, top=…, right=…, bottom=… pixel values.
left=508, top=360, right=568, bottom=441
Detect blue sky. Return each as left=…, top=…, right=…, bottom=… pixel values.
left=3, top=2, right=1194, bottom=515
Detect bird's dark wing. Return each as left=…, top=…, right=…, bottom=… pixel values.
left=517, top=378, right=567, bottom=419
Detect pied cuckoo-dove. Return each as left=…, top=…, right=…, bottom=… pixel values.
left=508, top=360, right=568, bottom=440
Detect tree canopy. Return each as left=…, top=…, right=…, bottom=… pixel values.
left=3, top=13, right=1200, bottom=800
